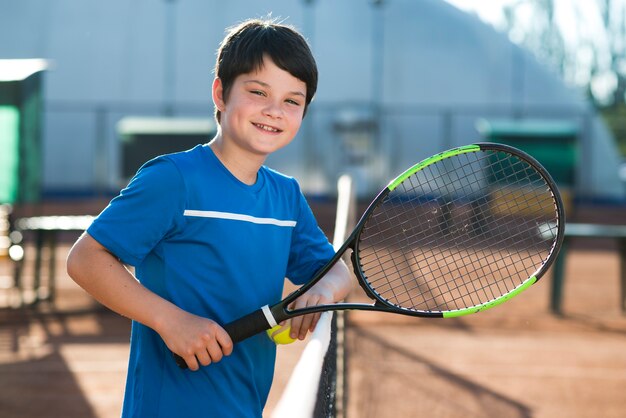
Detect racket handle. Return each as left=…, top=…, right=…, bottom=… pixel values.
left=223, top=307, right=275, bottom=343
left=173, top=307, right=275, bottom=369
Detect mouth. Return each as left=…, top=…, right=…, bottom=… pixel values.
left=252, top=122, right=282, bottom=133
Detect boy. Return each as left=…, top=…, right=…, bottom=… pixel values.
left=67, top=18, right=352, bottom=418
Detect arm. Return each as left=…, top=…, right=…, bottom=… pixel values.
left=66, top=232, right=232, bottom=370
left=288, top=258, right=353, bottom=340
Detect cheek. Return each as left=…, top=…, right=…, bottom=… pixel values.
left=285, top=117, right=303, bottom=135
left=223, top=97, right=256, bottom=125
left=286, top=107, right=305, bottom=127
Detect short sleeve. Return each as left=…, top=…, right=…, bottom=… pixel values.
left=87, top=157, right=186, bottom=266
left=285, top=182, right=335, bottom=285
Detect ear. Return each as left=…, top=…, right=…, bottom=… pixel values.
left=212, top=78, right=225, bottom=111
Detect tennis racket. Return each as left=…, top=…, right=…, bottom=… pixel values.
left=174, top=142, right=565, bottom=368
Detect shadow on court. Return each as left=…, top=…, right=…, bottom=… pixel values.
left=348, top=326, right=532, bottom=418
left=0, top=298, right=130, bottom=418
left=345, top=249, right=626, bottom=418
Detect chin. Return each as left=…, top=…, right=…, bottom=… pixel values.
left=254, top=140, right=293, bottom=155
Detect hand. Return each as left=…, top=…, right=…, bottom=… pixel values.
left=287, top=259, right=353, bottom=340
left=157, top=309, right=233, bottom=371
left=287, top=283, right=334, bottom=340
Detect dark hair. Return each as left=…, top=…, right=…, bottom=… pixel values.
left=214, top=18, right=318, bottom=123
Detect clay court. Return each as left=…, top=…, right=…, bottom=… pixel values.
left=1, top=203, right=625, bottom=418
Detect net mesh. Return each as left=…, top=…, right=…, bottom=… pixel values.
left=357, top=148, right=561, bottom=313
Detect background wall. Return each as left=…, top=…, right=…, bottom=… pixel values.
left=0, top=0, right=622, bottom=200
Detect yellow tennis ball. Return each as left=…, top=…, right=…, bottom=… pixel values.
left=266, top=322, right=297, bottom=345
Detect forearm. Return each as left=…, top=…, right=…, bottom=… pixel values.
left=66, top=233, right=180, bottom=332
left=67, top=233, right=233, bottom=370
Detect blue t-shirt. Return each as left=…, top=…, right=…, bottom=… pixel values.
left=87, top=144, right=334, bottom=418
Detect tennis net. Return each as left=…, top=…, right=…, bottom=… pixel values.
left=271, top=175, right=355, bottom=418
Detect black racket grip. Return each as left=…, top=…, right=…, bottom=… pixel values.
left=173, top=307, right=274, bottom=369
left=223, top=307, right=275, bottom=344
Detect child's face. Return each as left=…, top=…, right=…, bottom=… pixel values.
left=214, top=56, right=307, bottom=158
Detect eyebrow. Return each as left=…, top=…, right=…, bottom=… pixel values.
left=244, top=79, right=306, bottom=98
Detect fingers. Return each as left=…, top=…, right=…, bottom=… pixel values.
left=216, top=327, right=234, bottom=356
left=192, top=340, right=225, bottom=369
left=288, top=302, right=306, bottom=340
left=308, top=312, right=322, bottom=332
left=179, top=351, right=200, bottom=371
left=179, top=341, right=230, bottom=371
left=289, top=294, right=329, bottom=340
left=295, top=312, right=319, bottom=340
left=172, top=321, right=234, bottom=371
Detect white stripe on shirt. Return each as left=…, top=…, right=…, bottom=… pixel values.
left=183, top=210, right=297, bottom=227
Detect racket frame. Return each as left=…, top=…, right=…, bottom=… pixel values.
left=246, top=142, right=565, bottom=329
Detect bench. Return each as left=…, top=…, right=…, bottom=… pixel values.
left=550, top=222, right=626, bottom=315
left=11, top=215, right=94, bottom=305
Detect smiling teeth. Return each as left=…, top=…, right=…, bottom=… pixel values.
left=256, top=123, right=279, bottom=132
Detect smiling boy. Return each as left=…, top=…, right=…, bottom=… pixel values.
left=67, top=18, right=352, bottom=418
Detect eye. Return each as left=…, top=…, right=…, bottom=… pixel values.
left=285, top=98, right=301, bottom=106
left=250, top=90, right=266, bottom=97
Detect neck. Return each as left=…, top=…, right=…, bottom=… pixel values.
left=209, top=135, right=263, bottom=186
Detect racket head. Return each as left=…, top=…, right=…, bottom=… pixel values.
left=351, top=142, right=565, bottom=317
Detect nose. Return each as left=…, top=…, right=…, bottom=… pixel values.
left=263, top=100, right=283, bottom=119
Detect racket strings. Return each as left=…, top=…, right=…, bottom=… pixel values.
left=388, top=160, right=554, bottom=308
left=386, top=157, right=552, bottom=310
left=363, top=156, right=553, bottom=250
left=385, top=238, right=545, bottom=311
left=360, top=166, right=554, bottom=266
left=365, top=231, right=537, bottom=311
left=360, top=189, right=554, bottom=268
left=357, top=150, right=559, bottom=312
